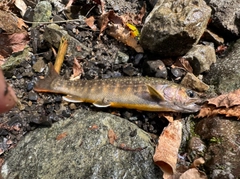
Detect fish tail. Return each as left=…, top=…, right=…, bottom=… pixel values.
left=34, top=63, right=60, bottom=93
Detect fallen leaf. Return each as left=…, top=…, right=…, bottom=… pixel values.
left=0, top=32, right=29, bottom=63
left=108, top=129, right=117, bottom=144
left=70, top=57, right=84, bottom=80
left=15, top=0, right=27, bottom=16
left=197, top=88, right=240, bottom=118
left=0, top=10, right=27, bottom=33
left=179, top=168, right=207, bottom=179
left=153, top=120, right=182, bottom=177
left=108, top=23, right=143, bottom=52
left=85, top=16, right=97, bottom=31
left=208, top=89, right=240, bottom=108
left=56, top=132, right=68, bottom=140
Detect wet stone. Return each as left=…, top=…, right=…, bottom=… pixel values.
left=143, top=60, right=167, bottom=79
left=1, top=109, right=162, bottom=178
left=26, top=82, right=34, bottom=91
left=28, top=91, right=38, bottom=101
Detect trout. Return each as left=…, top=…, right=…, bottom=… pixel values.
left=34, top=64, right=202, bottom=113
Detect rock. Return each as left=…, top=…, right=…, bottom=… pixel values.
left=43, top=24, right=91, bottom=59
left=32, top=1, right=52, bottom=27
left=114, top=51, right=129, bottom=64
left=28, top=91, right=38, bottom=101
left=203, top=39, right=240, bottom=93
left=183, top=44, right=216, bottom=75
left=205, top=0, right=240, bottom=39
left=140, top=0, right=211, bottom=57
left=32, top=58, right=45, bottom=73
left=1, top=110, right=162, bottom=178
left=195, top=116, right=240, bottom=178
left=181, top=72, right=209, bottom=92
left=143, top=60, right=168, bottom=79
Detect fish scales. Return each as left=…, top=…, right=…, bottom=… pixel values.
left=34, top=64, right=202, bottom=113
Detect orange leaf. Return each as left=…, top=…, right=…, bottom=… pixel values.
left=108, top=129, right=117, bottom=144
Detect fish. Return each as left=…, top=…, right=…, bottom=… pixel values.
left=34, top=64, right=202, bottom=113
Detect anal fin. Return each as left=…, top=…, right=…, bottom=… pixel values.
left=93, top=99, right=111, bottom=108
left=63, top=95, right=84, bottom=103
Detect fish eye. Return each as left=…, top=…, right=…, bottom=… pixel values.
left=186, top=90, right=195, bottom=98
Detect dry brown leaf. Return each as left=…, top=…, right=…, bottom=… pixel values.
left=208, top=89, right=240, bottom=108
left=198, top=88, right=240, bottom=118
left=179, top=168, right=207, bottom=179
left=153, top=120, right=182, bottom=177
left=108, top=23, right=143, bottom=52
left=108, top=129, right=117, bottom=145
left=70, top=57, right=84, bottom=80
left=158, top=113, right=174, bottom=123
left=85, top=16, right=97, bottom=31
left=0, top=10, right=27, bottom=33
left=0, top=32, right=29, bottom=62
left=56, top=132, right=68, bottom=141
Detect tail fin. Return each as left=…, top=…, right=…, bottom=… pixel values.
left=34, top=63, right=60, bottom=93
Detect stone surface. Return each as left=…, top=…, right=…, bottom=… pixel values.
left=203, top=39, right=240, bottom=94
left=183, top=44, right=216, bottom=75
left=43, top=24, right=91, bottom=59
left=1, top=110, right=162, bottom=179
left=195, top=116, right=240, bottom=178
left=32, top=1, right=52, bottom=27
left=205, top=0, right=240, bottom=39
left=140, top=0, right=211, bottom=57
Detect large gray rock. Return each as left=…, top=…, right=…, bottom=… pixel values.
left=140, top=0, right=211, bottom=57
left=1, top=110, right=162, bottom=179
left=203, top=39, right=240, bottom=93
left=205, top=0, right=240, bottom=39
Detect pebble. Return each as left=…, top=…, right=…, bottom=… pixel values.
left=143, top=60, right=168, bottom=79
left=26, top=82, right=34, bottom=91
left=28, top=91, right=38, bottom=101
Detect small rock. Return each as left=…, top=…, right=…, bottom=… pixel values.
left=133, top=53, right=144, bottom=66
left=122, top=65, right=137, bottom=76
left=171, top=68, right=186, bottom=79
left=188, top=137, right=206, bottom=157
left=143, top=60, right=167, bottom=79
left=28, top=91, right=38, bottom=101
left=32, top=58, right=46, bottom=73
left=183, top=44, right=216, bottom=75
left=181, top=72, right=209, bottom=92
left=26, top=82, right=34, bottom=91
left=114, top=51, right=129, bottom=64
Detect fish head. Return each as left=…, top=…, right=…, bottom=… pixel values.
left=157, top=85, right=202, bottom=113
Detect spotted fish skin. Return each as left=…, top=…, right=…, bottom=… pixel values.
left=34, top=64, right=202, bottom=113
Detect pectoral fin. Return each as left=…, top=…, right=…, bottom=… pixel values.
left=147, top=85, right=165, bottom=101
left=63, top=95, right=83, bottom=103
left=93, top=99, right=111, bottom=107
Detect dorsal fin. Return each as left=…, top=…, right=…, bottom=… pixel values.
left=147, top=85, right=165, bottom=101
